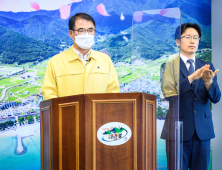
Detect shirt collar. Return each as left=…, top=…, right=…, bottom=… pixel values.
left=180, top=54, right=196, bottom=64
left=67, top=45, right=99, bottom=61
left=73, top=46, right=91, bottom=60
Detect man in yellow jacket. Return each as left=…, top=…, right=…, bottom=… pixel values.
left=41, top=13, right=120, bottom=100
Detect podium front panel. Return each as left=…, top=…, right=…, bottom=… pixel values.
left=58, top=102, right=79, bottom=170
left=41, top=105, right=52, bottom=170
left=92, top=99, right=137, bottom=170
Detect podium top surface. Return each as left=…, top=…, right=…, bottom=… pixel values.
left=40, top=92, right=156, bottom=107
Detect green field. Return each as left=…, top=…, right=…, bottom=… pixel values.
left=37, top=67, right=46, bottom=71
left=2, top=81, right=41, bottom=101
left=36, top=78, right=44, bottom=86
left=27, top=69, right=35, bottom=72
left=20, top=85, right=41, bottom=95
left=4, top=83, right=41, bottom=101
left=8, top=86, right=23, bottom=93
left=7, top=96, right=18, bottom=101
left=121, top=75, right=132, bottom=84
left=37, top=71, right=46, bottom=77
left=0, top=77, right=31, bottom=88
left=116, top=57, right=168, bottom=84
left=36, top=78, right=44, bottom=83
left=0, top=78, right=14, bottom=86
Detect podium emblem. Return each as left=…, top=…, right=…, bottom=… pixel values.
left=97, top=122, right=132, bottom=146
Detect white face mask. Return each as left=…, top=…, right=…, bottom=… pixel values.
left=74, top=33, right=94, bottom=49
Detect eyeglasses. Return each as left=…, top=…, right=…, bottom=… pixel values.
left=73, top=28, right=96, bottom=35
left=181, top=35, right=200, bottom=41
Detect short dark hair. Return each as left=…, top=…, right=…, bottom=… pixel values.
left=68, top=12, right=96, bottom=30
left=175, top=23, right=201, bottom=40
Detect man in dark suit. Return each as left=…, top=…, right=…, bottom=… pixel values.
left=161, top=23, right=221, bottom=170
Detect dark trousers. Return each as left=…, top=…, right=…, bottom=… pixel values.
left=166, top=131, right=211, bottom=170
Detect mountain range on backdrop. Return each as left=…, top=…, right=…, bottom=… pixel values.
left=0, top=0, right=211, bottom=64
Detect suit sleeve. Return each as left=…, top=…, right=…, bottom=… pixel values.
left=207, top=63, right=221, bottom=103
left=41, top=60, right=59, bottom=100
left=106, top=60, right=120, bottom=93
left=161, top=61, right=178, bottom=99
left=179, top=77, right=193, bottom=95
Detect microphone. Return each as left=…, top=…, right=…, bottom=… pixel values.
left=86, top=58, right=91, bottom=65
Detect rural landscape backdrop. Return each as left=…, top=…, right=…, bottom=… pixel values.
left=0, top=0, right=211, bottom=169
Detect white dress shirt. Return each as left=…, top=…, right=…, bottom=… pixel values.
left=73, top=46, right=91, bottom=65
left=180, top=54, right=196, bottom=71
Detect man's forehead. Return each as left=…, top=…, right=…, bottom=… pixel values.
left=183, top=28, right=199, bottom=35
left=75, top=18, right=94, bottom=28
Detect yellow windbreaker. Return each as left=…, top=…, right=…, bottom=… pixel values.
left=41, top=46, right=120, bottom=100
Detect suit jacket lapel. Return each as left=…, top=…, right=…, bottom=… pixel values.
left=180, top=58, right=190, bottom=78
left=194, top=58, right=203, bottom=93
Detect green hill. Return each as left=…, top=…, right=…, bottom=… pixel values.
left=93, top=19, right=211, bottom=63
left=0, top=25, right=60, bottom=64
left=93, top=20, right=176, bottom=63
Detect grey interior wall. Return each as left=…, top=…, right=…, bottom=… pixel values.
left=211, top=1, right=222, bottom=170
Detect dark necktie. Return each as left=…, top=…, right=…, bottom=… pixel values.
left=187, top=59, right=194, bottom=75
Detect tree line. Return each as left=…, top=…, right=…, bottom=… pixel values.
left=0, top=115, right=40, bottom=131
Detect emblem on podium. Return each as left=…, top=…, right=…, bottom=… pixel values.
left=97, top=122, right=132, bottom=146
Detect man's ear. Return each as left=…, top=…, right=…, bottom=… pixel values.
left=175, top=39, right=180, bottom=47
left=69, top=30, right=74, bottom=39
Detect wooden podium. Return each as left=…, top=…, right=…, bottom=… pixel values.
left=40, top=93, right=156, bottom=170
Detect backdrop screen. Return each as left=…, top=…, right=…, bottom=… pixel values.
left=0, top=0, right=212, bottom=169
